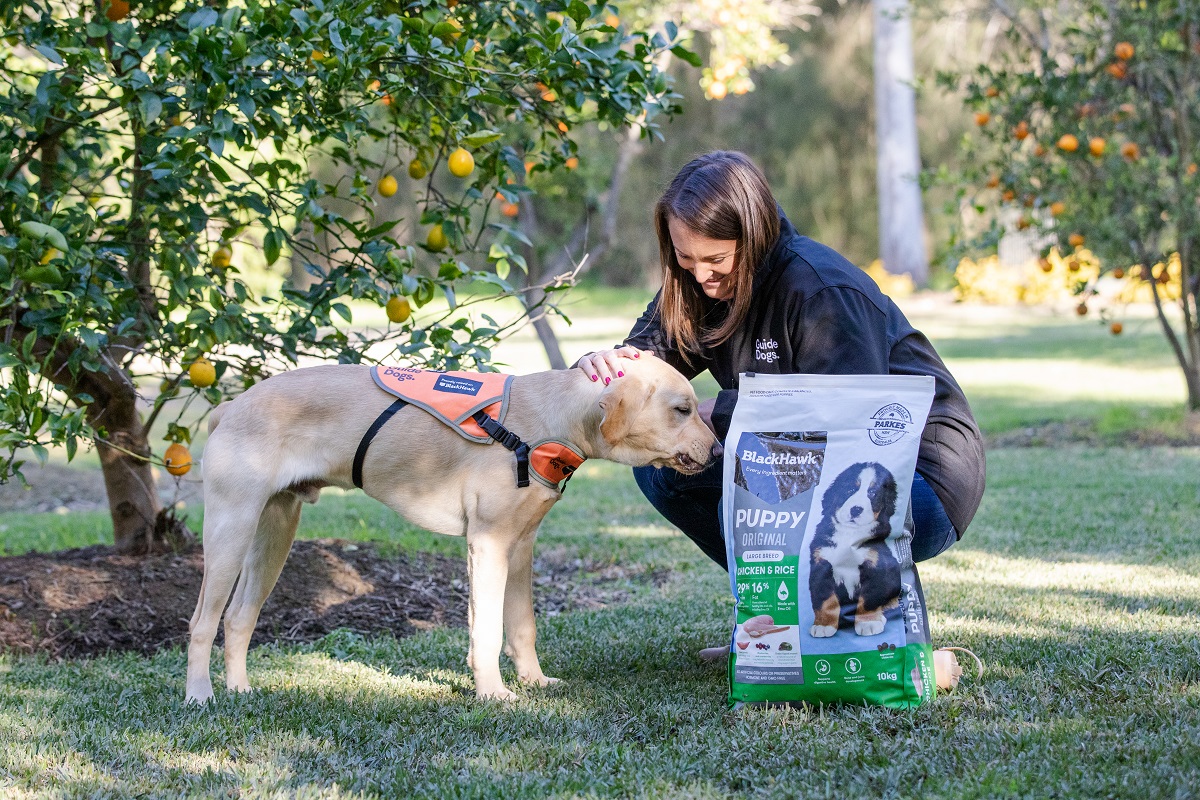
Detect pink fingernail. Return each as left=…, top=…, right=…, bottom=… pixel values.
left=590, top=374, right=598, bottom=382
left=604, top=377, right=611, bottom=385
left=617, top=371, right=624, bottom=377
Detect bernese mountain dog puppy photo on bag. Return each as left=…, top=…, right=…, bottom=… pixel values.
left=808, top=462, right=902, bottom=639
left=721, top=373, right=936, bottom=709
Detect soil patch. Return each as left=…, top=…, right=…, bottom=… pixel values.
left=0, top=540, right=668, bottom=659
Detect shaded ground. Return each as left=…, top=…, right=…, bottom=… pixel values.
left=0, top=539, right=667, bottom=659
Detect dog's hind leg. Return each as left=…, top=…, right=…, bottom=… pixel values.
left=186, top=497, right=267, bottom=704
left=503, top=529, right=558, bottom=688
left=222, top=491, right=302, bottom=693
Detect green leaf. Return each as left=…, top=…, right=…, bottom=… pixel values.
left=263, top=229, right=282, bottom=266
left=462, top=129, right=503, bottom=148
left=140, top=92, right=163, bottom=125
left=495, top=258, right=510, bottom=280
left=188, top=8, right=219, bottom=30
left=332, top=302, right=352, bottom=323
left=670, top=45, right=701, bottom=68
left=33, top=45, right=62, bottom=65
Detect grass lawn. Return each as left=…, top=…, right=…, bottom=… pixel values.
left=2, top=295, right=1199, bottom=798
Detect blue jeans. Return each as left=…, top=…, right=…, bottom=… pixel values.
left=632, top=462, right=958, bottom=570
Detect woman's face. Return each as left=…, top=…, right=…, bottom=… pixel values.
left=668, top=217, right=738, bottom=301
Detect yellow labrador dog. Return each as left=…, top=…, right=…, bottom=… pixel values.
left=185, top=355, right=715, bottom=703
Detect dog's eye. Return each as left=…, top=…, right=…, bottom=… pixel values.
left=675, top=406, right=692, bottom=415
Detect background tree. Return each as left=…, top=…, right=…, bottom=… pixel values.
left=0, top=0, right=684, bottom=552
left=945, top=0, right=1200, bottom=410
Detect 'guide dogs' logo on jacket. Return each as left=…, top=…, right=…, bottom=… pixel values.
left=869, top=403, right=913, bottom=446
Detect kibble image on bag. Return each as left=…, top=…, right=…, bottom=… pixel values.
left=722, top=373, right=937, bottom=709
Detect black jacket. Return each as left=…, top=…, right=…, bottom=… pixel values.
left=623, top=214, right=986, bottom=537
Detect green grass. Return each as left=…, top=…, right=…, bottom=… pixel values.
left=3, top=300, right=1200, bottom=797
left=3, top=451, right=1200, bottom=798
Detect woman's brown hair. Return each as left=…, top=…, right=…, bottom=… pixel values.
left=653, top=151, right=781, bottom=361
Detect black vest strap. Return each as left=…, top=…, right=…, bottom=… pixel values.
left=352, top=398, right=409, bottom=489
left=472, top=410, right=530, bottom=488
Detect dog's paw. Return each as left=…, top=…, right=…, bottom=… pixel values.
left=809, top=624, right=837, bottom=638
left=184, top=686, right=215, bottom=705
left=476, top=686, right=519, bottom=702
left=519, top=673, right=560, bottom=688
left=854, top=617, right=886, bottom=636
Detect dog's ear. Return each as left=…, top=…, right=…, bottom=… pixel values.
left=598, top=376, right=655, bottom=446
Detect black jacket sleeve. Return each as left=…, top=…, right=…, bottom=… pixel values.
left=710, top=286, right=890, bottom=441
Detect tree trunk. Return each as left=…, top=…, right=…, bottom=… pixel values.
left=519, top=124, right=645, bottom=368
left=873, top=0, right=929, bottom=285
left=89, top=386, right=176, bottom=554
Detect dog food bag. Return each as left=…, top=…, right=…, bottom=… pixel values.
left=722, top=373, right=936, bottom=709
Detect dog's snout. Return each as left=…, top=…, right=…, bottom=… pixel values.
left=850, top=505, right=864, bottom=519
left=711, top=440, right=724, bottom=460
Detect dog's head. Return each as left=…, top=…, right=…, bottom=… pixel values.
left=595, top=356, right=716, bottom=474
left=821, top=462, right=897, bottom=541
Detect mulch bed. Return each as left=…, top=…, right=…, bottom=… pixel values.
left=0, top=540, right=667, bottom=659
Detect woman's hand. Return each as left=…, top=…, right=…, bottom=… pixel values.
left=575, top=346, right=653, bottom=385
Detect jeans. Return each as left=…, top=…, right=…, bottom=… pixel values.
left=632, top=462, right=958, bottom=570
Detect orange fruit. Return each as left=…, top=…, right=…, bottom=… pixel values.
left=1034, top=143, right=1047, bottom=157
left=1001, top=189, right=1016, bottom=203
left=1107, top=62, right=1127, bottom=79
left=1050, top=201, right=1066, bottom=216
left=986, top=175, right=1001, bottom=189
left=1112, top=267, right=1125, bottom=279
left=1067, top=258, right=1081, bottom=272
left=189, top=357, right=216, bottom=388
left=500, top=202, right=519, bottom=218
left=556, top=121, right=569, bottom=133
left=1121, top=142, right=1139, bottom=161
left=408, top=159, right=427, bottom=180
left=426, top=224, right=447, bottom=252
left=381, top=94, right=392, bottom=106
left=1039, top=258, right=1053, bottom=273
left=212, top=245, right=232, bottom=269
left=385, top=296, right=411, bottom=323
left=1014, top=121, right=1029, bottom=140
left=1110, top=321, right=1123, bottom=335
left=1190, top=163, right=1199, bottom=176
left=1058, top=134, right=1079, bottom=153
left=447, top=147, right=474, bottom=178
left=1088, top=137, right=1106, bottom=157
left=163, top=443, right=192, bottom=477
left=1114, top=42, right=1134, bottom=60
left=105, top=0, right=130, bottom=21
left=985, top=86, right=1000, bottom=98
left=565, top=156, right=579, bottom=169
left=1068, top=233, right=1086, bottom=248
left=377, top=175, right=398, bottom=197
left=1076, top=302, right=1088, bottom=316
left=974, top=112, right=990, bottom=126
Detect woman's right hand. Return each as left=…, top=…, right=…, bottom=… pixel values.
left=575, top=346, right=653, bottom=385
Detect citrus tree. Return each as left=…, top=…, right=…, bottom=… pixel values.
left=0, top=0, right=686, bottom=552
left=946, top=0, right=1200, bottom=410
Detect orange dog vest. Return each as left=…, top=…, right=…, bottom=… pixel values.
left=353, top=366, right=586, bottom=492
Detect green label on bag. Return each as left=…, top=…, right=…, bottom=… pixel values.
left=730, top=431, right=825, bottom=687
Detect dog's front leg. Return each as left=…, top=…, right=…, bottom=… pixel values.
left=467, top=533, right=517, bottom=700
left=503, top=530, right=558, bottom=688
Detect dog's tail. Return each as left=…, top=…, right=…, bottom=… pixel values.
left=208, top=401, right=229, bottom=434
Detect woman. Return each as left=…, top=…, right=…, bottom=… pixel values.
left=576, top=151, right=985, bottom=568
